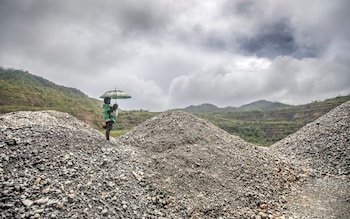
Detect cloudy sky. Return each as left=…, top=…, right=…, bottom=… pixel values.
left=1, top=0, right=349, bottom=111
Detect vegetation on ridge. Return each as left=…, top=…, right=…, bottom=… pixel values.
left=192, top=96, right=350, bottom=146
left=1, top=67, right=349, bottom=146
left=0, top=67, right=157, bottom=134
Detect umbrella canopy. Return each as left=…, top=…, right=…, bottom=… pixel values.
left=100, top=90, right=131, bottom=99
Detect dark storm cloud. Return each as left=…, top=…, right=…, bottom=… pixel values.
left=0, top=0, right=349, bottom=111
left=0, top=0, right=172, bottom=74
left=114, top=1, right=170, bottom=34
left=238, top=21, right=317, bottom=59
left=218, top=1, right=322, bottom=59
left=239, top=21, right=294, bottom=58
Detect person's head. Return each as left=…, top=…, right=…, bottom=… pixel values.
left=112, top=104, right=118, bottom=111
left=104, top=97, right=111, bottom=104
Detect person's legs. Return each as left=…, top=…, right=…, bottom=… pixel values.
left=105, top=130, right=110, bottom=140
left=105, top=121, right=114, bottom=140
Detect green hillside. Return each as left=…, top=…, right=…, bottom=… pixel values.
left=0, top=68, right=86, bottom=98
left=0, top=79, right=102, bottom=127
left=238, top=100, right=290, bottom=111
left=0, top=68, right=156, bottom=135
left=194, top=96, right=350, bottom=146
left=183, top=103, right=221, bottom=113
left=1, top=67, right=348, bottom=145
left=182, top=100, right=290, bottom=113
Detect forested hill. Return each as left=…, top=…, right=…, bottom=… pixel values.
left=238, top=100, right=290, bottom=111
left=195, top=95, right=350, bottom=145
left=0, top=67, right=102, bottom=128
left=182, top=100, right=290, bottom=113
left=0, top=67, right=86, bottom=97
left=1, top=67, right=349, bottom=146
left=0, top=67, right=156, bottom=132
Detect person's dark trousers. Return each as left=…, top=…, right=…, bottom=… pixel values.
left=105, top=121, right=114, bottom=140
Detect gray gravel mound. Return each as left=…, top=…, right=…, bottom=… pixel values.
left=271, top=101, right=350, bottom=177
left=0, top=111, right=168, bottom=218
left=1, top=102, right=349, bottom=218
left=116, top=111, right=306, bottom=218
left=271, top=101, right=350, bottom=218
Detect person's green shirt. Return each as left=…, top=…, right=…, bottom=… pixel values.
left=103, top=104, right=116, bottom=123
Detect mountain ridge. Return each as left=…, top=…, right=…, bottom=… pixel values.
left=1, top=67, right=349, bottom=146
left=0, top=67, right=86, bottom=97
left=181, top=100, right=290, bottom=113
left=0, top=67, right=102, bottom=128
left=239, top=99, right=290, bottom=111
left=0, top=67, right=157, bottom=133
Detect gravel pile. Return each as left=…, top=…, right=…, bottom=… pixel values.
left=115, top=111, right=306, bottom=218
left=270, top=101, right=350, bottom=218
left=1, top=101, right=349, bottom=218
left=271, top=101, right=350, bottom=177
left=0, top=111, right=168, bottom=218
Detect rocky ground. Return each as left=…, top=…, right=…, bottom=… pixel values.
left=0, top=101, right=349, bottom=218
left=270, top=101, right=350, bottom=218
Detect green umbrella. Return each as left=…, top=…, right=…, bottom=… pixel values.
left=100, top=89, right=131, bottom=101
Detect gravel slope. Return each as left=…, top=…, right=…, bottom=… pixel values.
left=270, top=101, right=350, bottom=218
left=116, top=111, right=306, bottom=218
left=1, top=101, right=349, bottom=218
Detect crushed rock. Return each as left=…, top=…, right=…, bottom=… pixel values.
left=116, top=110, right=306, bottom=218
left=270, top=101, right=350, bottom=218
left=271, top=101, right=350, bottom=176
left=1, top=111, right=151, bottom=218
left=1, top=101, right=349, bottom=218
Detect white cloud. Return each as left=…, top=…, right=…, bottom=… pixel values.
left=168, top=55, right=272, bottom=108
left=1, top=0, right=349, bottom=111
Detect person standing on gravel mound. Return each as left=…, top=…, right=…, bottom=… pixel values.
left=103, top=97, right=118, bottom=141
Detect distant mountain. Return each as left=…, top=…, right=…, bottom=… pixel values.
left=238, top=100, right=290, bottom=111
left=182, top=100, right=289, bottom=113
left=2, top=67, right=349, bottom=146
left=192, top=95, right=350, bottom=146
left=183, top=103, right=222, bottom=113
